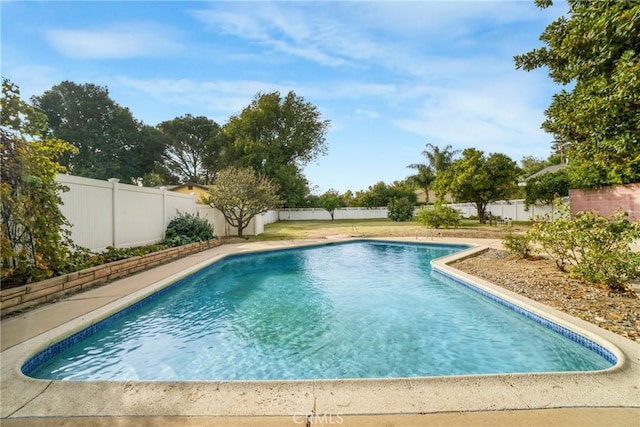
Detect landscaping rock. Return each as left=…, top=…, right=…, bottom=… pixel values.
left=452, top=249, right=640, bottom=342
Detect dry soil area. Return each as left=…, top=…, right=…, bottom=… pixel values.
left=452, top=249, right=640, bottom=343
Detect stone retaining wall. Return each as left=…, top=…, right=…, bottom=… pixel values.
left=1, top=238, right=221, bottom=317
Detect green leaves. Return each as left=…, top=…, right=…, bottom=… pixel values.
left=387, top=197, right=415, bottom=222
left=158, top=114, right=222, bottom=184
left=164, top=211, right=214, bottom=247
left=434, top=148, right=520, bottom=223
left=515, top=0, right=640, bottom=188
left=319, top=189, right=342, bottom=221
left=1, top=78, right=77, bottom=285
left=203, top=167, right=282, bottom=237
left=223, top=91, right=330, bottom=207
left=524, top=169, right=569, bottom=208
left=31, top=81, right=167, bottom=184
left=527, top=201, right=640, bottom=290
left=415, top=203, right=461, bottom=229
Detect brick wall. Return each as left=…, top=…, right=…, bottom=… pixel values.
left=569, top=183, right=640, bottom=221
left=0, top=238, right=221, bottom=317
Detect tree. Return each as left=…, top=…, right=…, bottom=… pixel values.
left=158, top=114, right=223, bottom=184
left=202, top=167, right=281, bottom=237
left=406, top=166, right=435, bottom=204
left=520, top=155, right=548, bottom=178
left=1, top=78, right=76, bottom=285
left=352, top=180, right=417, bottom=208
left=223, top=91, right=330, bottom=207
left=523, top=169, right=570, bottom=209
left=407, top=143, right=459, bottom=203
left=319, top=189, right=342, bottom=221
left=514, top=0, right=640, bottom=188
left=434, top=148, right=520, bottom=223
left=32, top=81, right=166, bottom=183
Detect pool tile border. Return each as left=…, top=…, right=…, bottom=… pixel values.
left=432, top=267, right=617, bottom=365
left=2, top=237, right=639, bottom=419
left=22, top=240, right=616, bottom=379
left=20, top=266, right=205, bottom=376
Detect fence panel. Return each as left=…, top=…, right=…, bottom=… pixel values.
left=115, top=184, right=164, bottom=248
left=58, top=175, right=114, bottom=251
left=165, top=191, right=196, bottom=226
left=56, top=175, right=203, bottom=251
left=447, top=199, right=557, bottom=221
left=279, top=207, right=389, bottom=221
left=262, top=210, right=280, bottom=225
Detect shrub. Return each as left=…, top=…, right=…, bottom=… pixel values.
left=567, top=210, right=640, bottom=290
left=164, top=212, right=214, bottom=247
left=526, top=201, right=640, bottom=291
left=527, top=207, right=575, bottom=271
left=415, top=204, right=461, bottom=229
left=502, top=233, right=533, bottom=259
left=387, top=197, right=415, bottom=222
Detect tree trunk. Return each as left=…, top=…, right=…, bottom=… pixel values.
left=477, top=203, right=487, bottom=224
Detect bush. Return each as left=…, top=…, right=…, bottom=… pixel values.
left=415, top=204, right=461, bottom=229
left=567, top=210, right=640, bottom=290
left=526, top=201, right=640, bottom=291
left=387, top=197, right=415, bottom=222
left=164, top=212, right=214, bottom=247
left=502, top=233, right=533, bottom=259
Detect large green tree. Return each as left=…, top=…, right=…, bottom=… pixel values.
left=434, top=148, right=520, bottom=223
left=1, top=79, right=76, bottom=285
left=32, top=81, right=166, bottom=183
left=514, top=0, right=640, bottom=188
left=202, top=167, right=282, bottom=237
left=223, top=91, right=330, bottom=207
left=158, top=114, right=223, bottom=184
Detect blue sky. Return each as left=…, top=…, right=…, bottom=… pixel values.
left=2, top=1, right=568, bottom=193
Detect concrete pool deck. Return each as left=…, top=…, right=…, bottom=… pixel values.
left=1, top=237, right=639, bottom=426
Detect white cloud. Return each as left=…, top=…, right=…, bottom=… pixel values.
left=354, top=108, right=380, bottom=119
left=191, top=3, right=382, bottom=68
left=45, top=22, right=181, bottom=59
left=393, top=75, right=553, bottom=161
left=1, top=64, right=63, bottom=100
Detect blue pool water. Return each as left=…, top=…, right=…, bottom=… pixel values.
left=25, top=241, right=614, bottom=380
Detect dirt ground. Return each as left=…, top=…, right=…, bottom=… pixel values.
left=452, top=249, right=640, bottom=343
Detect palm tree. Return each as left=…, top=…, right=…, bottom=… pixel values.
left=407, top=143, right=460, bottom=203
left=406, top=165, right=436, bottom=204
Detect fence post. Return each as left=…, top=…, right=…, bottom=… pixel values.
left=160, top=186, right=167, bottom=239
left=108, top=178, right=120, bottom=247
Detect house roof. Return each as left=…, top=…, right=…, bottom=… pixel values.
left=527, top=164, right=567, bottom=180
left=167, top=182, right=209, bottom=191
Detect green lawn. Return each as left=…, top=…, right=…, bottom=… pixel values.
left=250, top=218, right=528, bottom=241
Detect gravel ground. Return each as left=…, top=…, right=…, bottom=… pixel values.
left=452, top=249, right=640, bottom=343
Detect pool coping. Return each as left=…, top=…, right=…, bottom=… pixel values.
left=1, top=237, right=639, bottom=419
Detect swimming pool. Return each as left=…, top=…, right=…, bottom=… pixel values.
left=23, top=241, right=615, bottom=381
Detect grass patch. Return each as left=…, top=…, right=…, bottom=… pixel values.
left=250, top=218, right=522, bottom=241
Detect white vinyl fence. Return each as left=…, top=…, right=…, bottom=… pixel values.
left=448, top=199, right=558, bottom=221
left=195, top=205, right=264, bottom=238
left=56, top=175, right=263, bottom=251
left=278, top=207, right=389, bottom=221
left=56, top=174, right=560, bottom=251
left=276, top=200, right=559, bottom=222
